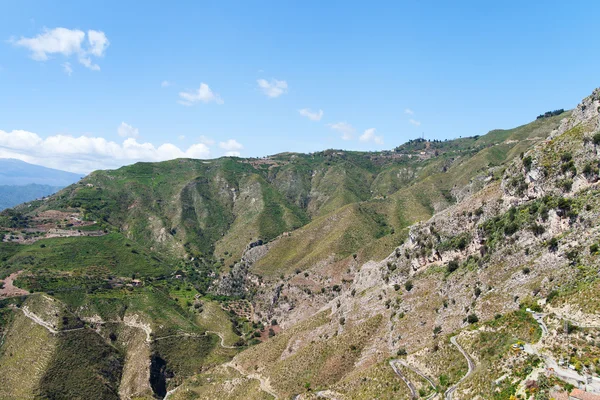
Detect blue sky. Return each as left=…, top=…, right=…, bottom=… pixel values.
left=0, top=0, right=599, bottom=173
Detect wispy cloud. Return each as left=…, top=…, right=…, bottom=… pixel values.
left=178, top=83, right=224, bottom=106
left=219, top=139, right=243, bottom=151
left=409, top=119, right=421, bottom=127
left=11, top=27, right=109, bottom=71
left=161, top=80, right=171, bottom=88
left=198, top=135, right=215, bottom=146
left=359, top=128, right=383, bottom=144
left=62, top=62, right=73, bottom=76
left=298, top=108, right=324, bottom=121
left=117, top=122, right=139, bottom=138
left=327, top=122, right=355, bottom=140
left=404, top=108, right=414, bottom=115
left=257, top=78, right=288, bottom=98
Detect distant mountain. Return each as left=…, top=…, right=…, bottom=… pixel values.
left=0, top=158, right=82, bottom=186
left=0, top=183, right=62, bottom=211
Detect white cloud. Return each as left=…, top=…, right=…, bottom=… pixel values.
left=87, top=30, right=109, bottom=57
left=219, top=139, right=243, bottom=152
left=0, top=129, right=211, bottom=174
left=409, top=119, right=421, bottom=127
left=299, top=108, right=324, bottom=121
left=161, top=80, right=171, bottom=88
left=359, top=128, right=384, bottom=145
left=198, top=135, right=215, bottom=146
left=179, top=83, right=223, bottom=105
left=257, top=78, right=288, bottom=98
left=11, top=27, right=109, bottom=71
left=117, top=122, right=139, bottom=138
left=178, top=135, right=185, bottom=140
left=404, top=108, right=414, bottom=115
left=62, top=62, right=73, bottom=76
left=224, top=151, right=241, bottom=157
left=327, top=122, right=355, bottom=140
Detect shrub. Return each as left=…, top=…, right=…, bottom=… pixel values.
left=404, top=280, right=413, bottom=291
left=467, top=314, right=479, bottom=324
left=548, top=237, right=559, bottom=252
left=559, top=179, right=573, bottom=192
left=561, top=153, right=572, bottom=163
left=522, top=267, right=531, bottom=274
left=523, top=156, right=533, bottom=171
left=591, top=244, right=599, bottom=254
left=446, top=260, right=460, bottom=274
left=433, top=326, right=442, bottom=335
left=547, top=290, right=558, bottom=302
left=474, top=287, right=481, bottom=297
left=593, top=132, right=600, bottom=145
left=397, top=348, right=407, bottom=356
left=504, top=222, right=519, bottom=236
left=339, top=317, right=345, bottom=325
left=530, top=224, right=545, bottom=236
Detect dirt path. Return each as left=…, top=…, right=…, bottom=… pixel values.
left=20, top=306, right=86, bottom=335
left=21, top=306, right=59, bottom=334
left=0, top=271, right=29, bottom=298
left=389, top=359, right=418, bottom=399
left=204, top=330, right=238, bottom=349
left=122, top=314, right=153, bottom=343
left=226, top=361, right=278, bottom=399
left=444, top=336, right=475, bottom=400
left=163, top=385, right=180, bottom=400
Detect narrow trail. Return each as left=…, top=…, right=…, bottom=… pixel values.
left=227, top=361, right=279, bottom=399
left=163, top=385, right=180, bottom=400
left=204, top=330, right=237, bottom=349
left=20, top=306, right=86, bottom=335
left=444, top=336, right=475, bottom=400
left=389, top=359, right=418, bottom=399
left=21, top=306, right=58, bottom=334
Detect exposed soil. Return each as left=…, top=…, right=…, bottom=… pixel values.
left=0, top=271, right=29, bottom=298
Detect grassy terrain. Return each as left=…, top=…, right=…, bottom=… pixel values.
left=2, top=233, right=170, bottom=277
left=0, top=309, right=57, bottom=399
left=38, top=329, right=124, bottom=400
left=171, top=366, right=274, bottom=400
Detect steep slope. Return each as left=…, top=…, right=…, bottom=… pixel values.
left=169, top=89, right=600, bottom=399
left=1, top=90, right=597, bottom=400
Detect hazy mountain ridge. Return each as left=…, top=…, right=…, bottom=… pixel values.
left=0, top=158, right=82, bottom=186
left=0, top=183, right=62, bottom=211
left=0, top=158, right=82, bottom=211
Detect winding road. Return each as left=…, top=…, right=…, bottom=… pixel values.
left=525, top=311, right=600, bottom=394
left=389, top=359, right=418, bottom=399
left=444, top=336, right=475, bottom=400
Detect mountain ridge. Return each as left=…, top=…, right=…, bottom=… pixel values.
left=0, top=89, right=599, bottom=399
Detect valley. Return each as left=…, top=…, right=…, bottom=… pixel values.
left=0, top=89, right=599, bottom=399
